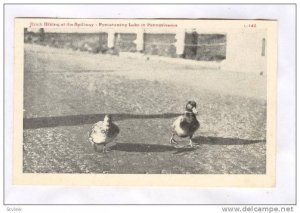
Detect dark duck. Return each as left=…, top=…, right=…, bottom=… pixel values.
left=170, top=101, right=200, bottom=147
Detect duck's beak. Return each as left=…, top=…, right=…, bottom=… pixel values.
left=192, top=107, right=198, bottom=115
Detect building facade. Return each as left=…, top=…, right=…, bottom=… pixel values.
left=25, top=27, right=267, bottom=74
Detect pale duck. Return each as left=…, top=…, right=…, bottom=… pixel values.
left=88, top=115, right=120, bottom=152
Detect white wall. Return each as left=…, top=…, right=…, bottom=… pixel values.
left=221, top=29, right=267, bottom=74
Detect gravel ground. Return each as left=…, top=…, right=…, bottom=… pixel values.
left=23, top=44, right=266, bottom=174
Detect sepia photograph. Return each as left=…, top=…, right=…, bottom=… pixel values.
left=12, top=18, right=276, bottom=186
left=4, top=2, right=297, bottom=207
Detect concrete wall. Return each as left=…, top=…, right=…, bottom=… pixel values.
left=221, top=29, right=267, bottom=74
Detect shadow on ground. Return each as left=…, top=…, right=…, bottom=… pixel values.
left=111, top=143, right=196, bottom=154
left=193, top=136, right=265, bottom=145
left=110, top=135, right=265, bottom=154
left=23, top=113, right=182, bottom=129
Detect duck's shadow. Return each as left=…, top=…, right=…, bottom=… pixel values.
left=110, top=136, right=265, bottom=154
left=111, top=143, right=195, bottom=154
left=192, top=136, right=265, bottom=145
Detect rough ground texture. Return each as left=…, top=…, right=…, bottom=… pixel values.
left=23, top=44, right=266, bottom=174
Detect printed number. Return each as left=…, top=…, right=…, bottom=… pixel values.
left=244, top=24, right=256, bottom=28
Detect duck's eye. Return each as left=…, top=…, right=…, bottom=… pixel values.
left=187, top=101, right=196, bottom=108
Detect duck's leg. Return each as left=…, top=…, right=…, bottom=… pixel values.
left=189, top=135, right=194, bottom=147
left=106, top=141, right=116, bottom=149
left=93, top=143, right=98, bottom=152
left=102, top=145, right=112, bottom=153
left=170, top=133, right=178, bottom=145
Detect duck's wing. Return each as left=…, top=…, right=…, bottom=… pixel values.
left=180, top=117, right=200, bottom=133
left=88, top=127, right=97, bottom=144
left=179, top=118, right=191, bottom=130
left=107, top=123, right=120, bottom=139
left=191, top=118, right=200, bottom=130
left=89, top=121, right=101, bottom=135
left=89, top=121, right=108, bottom=144
left=171, top=115, right=184, bottom=130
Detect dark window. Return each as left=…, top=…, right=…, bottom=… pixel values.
left=143, top=33, right=177, bottom=57
left=262, top=38, right=266, bottom=56
left=184, top=33, right=227, bottom=61
left=114, top=33, right=137, bottom=52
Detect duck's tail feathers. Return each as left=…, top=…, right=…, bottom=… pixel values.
left=88, top=131, right=94, bottom=144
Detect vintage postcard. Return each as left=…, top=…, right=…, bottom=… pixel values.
left=13, top=18, right=277, bottom=187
